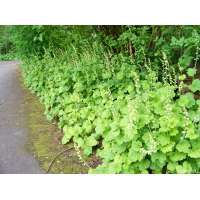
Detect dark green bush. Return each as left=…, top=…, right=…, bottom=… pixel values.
left=0, top=26, right=14, bottom=59
left=8, top=25, right=95, bottom=57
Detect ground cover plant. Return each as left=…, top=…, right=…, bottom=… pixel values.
left=1, top=25, right=200, bottom=173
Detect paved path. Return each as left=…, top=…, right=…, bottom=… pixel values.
left=0, top=61, right=43, bottom=174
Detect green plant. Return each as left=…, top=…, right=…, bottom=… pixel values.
left=0, top=26, right=15, bottom=59
left=16, top=25, right=200, bottom=173
left=21, top=52, right=200, bottom=174
left=0, top=52, right=16, bottom=61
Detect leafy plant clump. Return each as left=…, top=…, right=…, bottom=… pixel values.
left=21, top=43, right=200, bottom=173
left=3, top=25, right=199, bottom=173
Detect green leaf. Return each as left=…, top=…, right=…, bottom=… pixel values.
left=98, top=148, right=114, bottom=162
left=128, top=150, right=144, bottom=162
left=87, top=135, right=98, bottom=147
left=188, top=149, right=200, bottom=158
left=176, top=140, right=191, bottom=153
left=83, top=120, right=93, bottom=134
left=185, top=124, right=198, bottom=140
left=170, top=129, right=179, bottom=136
left=161, top=142, right=175, bottom=153
left=128, top=141, right=144, bottom=162
left=190, top=79, right=200, bottom=92
left=176, top=161, right=192, bottom=173
left=83, top=146, right=93, bottom=156
left=76, top=137, right=84, bottom=147
left=62, top=134, right=72, bottom=145
left=171, top=37, right=185, bottom=48
left=178, top=93, right=195, bottom=108
left=169, top=152, right=186, bottom=162
left=131, top=141, right=143, bottom=151
left=178, top=55, right=193, bottom=68
left=137, top=159, right=150, bottom=171
left=187, top=68, right=197, bottom=77
left=151, top=152, right=166, bottom=164
left=105, top=130, right=120, bottom=141
left=167, top=162, right=177, bottom=173
left=61, top=126, right=73, bottom=144
left=157, top=133, right=171, bottom=146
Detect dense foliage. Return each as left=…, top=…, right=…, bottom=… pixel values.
left=0, top=26, right=15, bottom=60
left=1, top=25, right=200, bottom=173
